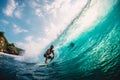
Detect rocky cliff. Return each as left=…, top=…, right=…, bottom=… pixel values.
left=0, top=32, right=24, bottom=55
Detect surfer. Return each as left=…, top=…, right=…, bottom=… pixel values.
left=44, top=45, right=54, bottom=64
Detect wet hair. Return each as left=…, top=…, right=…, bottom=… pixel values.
left=50, top=45, right=54, bottom=48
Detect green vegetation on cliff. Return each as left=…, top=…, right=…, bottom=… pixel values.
left=0, top=32, right=23, bottom=55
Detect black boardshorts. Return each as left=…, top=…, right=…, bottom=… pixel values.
left=44, top=54, right=52, bottom=59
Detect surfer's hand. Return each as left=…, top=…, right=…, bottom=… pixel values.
left=52, top=56, right=54, bottom=59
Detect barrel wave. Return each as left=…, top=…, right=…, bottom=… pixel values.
left=52, top=0, right=120, bottom=80
left=0, top=0, right=120, bottom=80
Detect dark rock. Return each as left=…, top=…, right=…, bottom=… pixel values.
left=0, top=32, right=24, bottom=55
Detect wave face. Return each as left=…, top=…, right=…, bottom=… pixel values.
left=1, top=0, right=120, bottom=80
left=51, top=0, right=120, bottom=80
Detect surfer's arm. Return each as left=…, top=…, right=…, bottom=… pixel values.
left=52, top=50, right=54, bottom=56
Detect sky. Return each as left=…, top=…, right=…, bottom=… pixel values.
left=0, top=0, right=88, bottom=61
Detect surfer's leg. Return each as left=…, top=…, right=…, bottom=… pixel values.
left=45, top=55, right=51, bottom=63
left=45, top=57, right=48, bottom=64
left=50, top=56, right=54, bottom=62
left=44, top=54, right=48, bottom=64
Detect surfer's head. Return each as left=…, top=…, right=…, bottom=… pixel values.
left=50, top=45, right=54, bottom=49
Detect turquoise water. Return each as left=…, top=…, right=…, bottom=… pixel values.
left=52, top=0, right=120, bottom=79
left=0, top=0, right=120, bottom=80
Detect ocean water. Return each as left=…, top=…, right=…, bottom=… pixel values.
left=0, top=0, right=120, bottom=80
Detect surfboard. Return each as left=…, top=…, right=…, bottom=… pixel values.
left=37, top=63, right=47, bottom=66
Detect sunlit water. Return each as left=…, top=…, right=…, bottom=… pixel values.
left=0, top=0, right=120, bottom=80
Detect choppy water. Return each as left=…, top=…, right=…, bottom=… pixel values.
left=0, top=0, right=120, bottom=80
